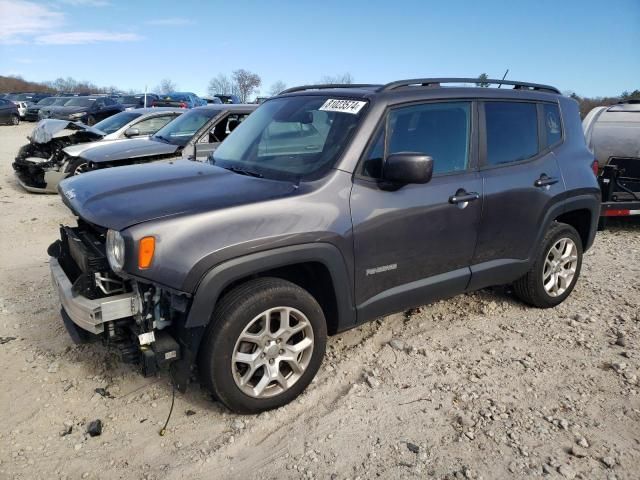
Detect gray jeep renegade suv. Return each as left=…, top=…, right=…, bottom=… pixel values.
left=49, top=78, right=600, bottom=413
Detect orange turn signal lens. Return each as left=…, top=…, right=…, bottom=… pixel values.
left=138, top=236, right=155, bottom=269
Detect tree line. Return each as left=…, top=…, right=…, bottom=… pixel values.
left=2, top=72, right=636, bottom=117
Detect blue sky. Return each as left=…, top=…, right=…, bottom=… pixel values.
left=0, top=0, right=638, bottom=98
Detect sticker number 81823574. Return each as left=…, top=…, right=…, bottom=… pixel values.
left=319, top=99, right=367, bottom=114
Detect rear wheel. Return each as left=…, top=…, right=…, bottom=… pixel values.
left=513, top=222, right=582, bottom=308
left=198, top=277, right=327, bottom=413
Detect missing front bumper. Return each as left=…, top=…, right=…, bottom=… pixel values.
left=50, top=256, right=139, bottom=334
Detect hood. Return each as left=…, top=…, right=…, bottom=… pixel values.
left=62, top=137, right=131, bottom=158
left=52, top=106, right=91, bottom=116
left=30, top=119, right=105, bottom=144
left=58, top=160, right=298, bottom=230
left=79, top=137, right=179, bottom=163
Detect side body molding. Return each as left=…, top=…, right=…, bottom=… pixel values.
left=185, top=243, right=356, bottom=330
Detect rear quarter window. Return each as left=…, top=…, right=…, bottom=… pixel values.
left=543, top=103, right=562, bottom=147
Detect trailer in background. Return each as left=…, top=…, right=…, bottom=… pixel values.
left=583, top=100, right=640, bottom=227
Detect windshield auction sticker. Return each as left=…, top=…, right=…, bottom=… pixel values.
left=319, top=99, right=367, bottom=114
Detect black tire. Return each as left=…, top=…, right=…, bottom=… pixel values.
left=86, top=115, right=96, bottom=126
left=198, top=277, right=327, bottom=414
left=11, top=114, right=19, bottom=126
left=66, top=158, right=89, bottom=175
left=513, top=222, right=583, bottom=308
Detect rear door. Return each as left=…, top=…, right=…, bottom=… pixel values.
left=351, top=100, right=482, bottom=321
left=468, top=100, right=565, bottom=289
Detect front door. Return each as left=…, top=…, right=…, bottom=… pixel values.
left=351, top=101, right=482, bottom=322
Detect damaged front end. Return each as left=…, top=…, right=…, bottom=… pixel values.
left=13, top=120, right=104, bottom=193
left=49, top=220, right=196, bottom=389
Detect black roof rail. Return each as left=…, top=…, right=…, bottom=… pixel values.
left=278, top=83, right=380, bottom=95
left=380, top=78, right=561, bottom=94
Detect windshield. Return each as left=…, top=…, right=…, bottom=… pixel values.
left=93, top=111, right=141, bottom=134
left=161, top=94, right=189, bottom=102
left=52, top=98, right=71, bottom=106
left=152, top=108, right=218, bottom=146
left=64, top=97, right=96, bottom=107
left=117, top=95, right=141, bottom=104
left=212, top=96, right=368, bottom=180
left=7, top=93, right=32, bottom=101
left=36, top=97, right=56, bottom=106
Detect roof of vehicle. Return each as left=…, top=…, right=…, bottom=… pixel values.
left=127, top=107, right=183, bottom=114
left=193, top=104, right=258, bottom=112
left=278, top=78, right=563, bottom=101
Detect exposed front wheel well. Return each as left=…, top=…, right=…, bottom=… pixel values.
left=554, top=209, right=592, bottom=250
left=216, top=262, right=340, bottom=335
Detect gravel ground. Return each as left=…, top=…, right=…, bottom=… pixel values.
left=0, top=122, right=639, bottom=480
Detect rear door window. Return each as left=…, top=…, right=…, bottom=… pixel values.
left=134, top=114, right=178, bottom=135
left=485, top=102, right=538, bottom=166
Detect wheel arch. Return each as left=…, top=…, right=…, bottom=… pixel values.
left=185, top=243, right=356, bottom=335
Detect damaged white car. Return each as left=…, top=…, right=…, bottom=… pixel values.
left=13, top=108, right=183, bottom=193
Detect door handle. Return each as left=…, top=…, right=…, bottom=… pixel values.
left=534, top=174, right=559, bottom=188
left=449, top=190, right=480, bottom=205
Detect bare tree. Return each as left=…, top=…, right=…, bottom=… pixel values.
left=319, top=73, right=353, bottom=84
left=268, top=80, right=287, bottom=97
left=476, top=73, right=490, bottom=87
left=232, top=69, right=261, bottom=103
left=156, top=78, right=177, bottom=95
left=207, top=74, right=238, bottom=97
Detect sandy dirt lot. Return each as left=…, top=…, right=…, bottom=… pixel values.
left=0, top=122, right=638, bottom=480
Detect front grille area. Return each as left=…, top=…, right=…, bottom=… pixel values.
left=49, top=222, right=121, bottom=300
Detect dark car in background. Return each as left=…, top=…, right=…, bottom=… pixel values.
left=152, top=92, right=206, bottom=109
left=0, top=98, right=20, bottom=125
left=116, top=93, right=160, bottom=110
left=48, top=96, right=124, bottom=125
left=38, top=97, right=74, bottom=120
left=215, top=94, right=241, bottom=104
left=25, top=97, right=58, bottom=121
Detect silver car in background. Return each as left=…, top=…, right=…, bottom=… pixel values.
left=13, top=108, right=184, bottom=193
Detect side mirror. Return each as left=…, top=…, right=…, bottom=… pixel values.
left=383, top=153, right=433, bottom=185
left=124, top=127, right=140, bottom=138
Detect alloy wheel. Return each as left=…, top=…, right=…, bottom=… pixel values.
left=73, top=163, right=89, bottom=175
left=542, top=237, right=578, bottom=297
left=231, top=306, right=314, bottom=398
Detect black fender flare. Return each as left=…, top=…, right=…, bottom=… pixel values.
left=185, top=243, right=356, bottom=331
left=533, top=193, right=600, bottom=255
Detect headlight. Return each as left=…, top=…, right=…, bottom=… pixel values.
left=106, top=229, right=125, bottom=272
left=69, top=112, right=85, bottom=119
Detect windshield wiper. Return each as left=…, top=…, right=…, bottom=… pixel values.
left=222, top=165, right=263, bottom=178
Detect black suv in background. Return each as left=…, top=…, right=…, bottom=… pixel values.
left=48, top=96, right=124, bottom=125
left=24, top=96, right=58, bottom=121
left=49, top=78, right=600, bottom=413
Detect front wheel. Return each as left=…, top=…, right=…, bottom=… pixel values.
left=513, top=222, right=583, bottom=308
left=198, top=278, right=327, bottom=413
left=67, top=158, right=90, bottom=176
left=86, top=115, right=96, bottom=126
left=11, top=114, right=19, bottom=126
